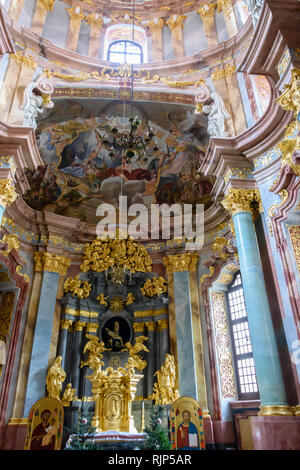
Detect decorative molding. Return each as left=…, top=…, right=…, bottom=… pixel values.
left=163, top=252, right=199, bottom=274
left=34, top=252, right=70, bottom=274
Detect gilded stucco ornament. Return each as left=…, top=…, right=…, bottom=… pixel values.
left=1, top=234, right=20, bottom=256
left=212, top=237, right=231, bottom=260
left=80, top=236, right=152, bottom=274
left=64, top=275, right=91, bottom=299
left=276, top=68, right=300, bottom=117
left=140, top=277, right=168, bottom=297
left=0, top=180, right=18, bottom=209
left=34, top=253, right=70, bottom=274
left=163, top=252, right=199, bottom=274
left=221, top=188, right=262, bottom=217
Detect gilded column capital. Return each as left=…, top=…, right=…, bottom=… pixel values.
left=74, top=321, right=86, bottom=332
left=146, top=17, right=165, bottom=31
left=86, top=322, right=98, bottom=334
left=40, top=0, right=55, bottom=11
left=34, top=252, right=70, bottom=275
left=85, top=13, right=103, bottom=28
left=157, top=319, right=169, bottom=331
left=144, top=321, right=156, bottom=332
left=0, top=179, right=18, bottom=208
left=163, top=252, right=199, bottom=274
left=66, top=6, right=85, bottom=21
left=133, top=322, right=145, bottom=333
left=166, top=14, right=186, bottom=30
left=197, top=3, right=217, bottom=18
left=60, top=319, right=73, bottom=330
left=221, top=188, right=261, bottom=217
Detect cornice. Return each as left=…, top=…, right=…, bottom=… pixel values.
left=238, top=0, right=300, bottom=77
left=0, top=4, right=15, bottom=56
left=0, top=122, right=43, bottom=170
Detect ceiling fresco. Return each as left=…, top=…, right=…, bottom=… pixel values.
left=26, top=99, right=214, bottom=225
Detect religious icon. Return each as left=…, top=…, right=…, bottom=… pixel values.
left=101, top=316, right=131, bottom=352
left=24, top=397, right=64, bottom=450
left=170, top=396, right=205, bottom=450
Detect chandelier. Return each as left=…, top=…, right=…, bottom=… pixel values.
left=101, top=116, right=158, bottom=160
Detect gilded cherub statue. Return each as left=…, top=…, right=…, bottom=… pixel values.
left=61, top=383, right=76, bottom=406
left=123, top=336, right=149, bottom=373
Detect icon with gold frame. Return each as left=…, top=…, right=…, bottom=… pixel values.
left=24, top=397, right=64, bottom=450
left=170, top=396, right=205, bottom=450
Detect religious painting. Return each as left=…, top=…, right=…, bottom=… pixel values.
left=30, top=99, right=213, bottom=224
left=24, top=397, right=64, bottom=450
left=101, top=316, right=132, bottom=352
left=170, top=396, right=205, bottom=450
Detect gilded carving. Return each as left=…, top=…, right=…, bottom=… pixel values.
left=163, top=253, right=199, bottom=274
left=10, top=51, right=37, bottom=70
left=1, top=234, right=20, bottom=256
left=34, top=253, right=70, bottom=274
left=46, top=356, right=66, bottom=402
left=140, top=276, right=168, bottom=297
left=0, top=180, right=18, bottom=208
left=212, top=63, right=236, bottom=81
left=123, top=336, right=149, bottom=373
left=200, top=266, right=215, bottom=283
left=212, top=237, right=231, bottom=260
left=276, top=68, right=300, bottom=117
left=64, top=276, right=91, bottom=299
left=80, top=236, right=152, bottom=274
left=152, top=354, right=180, bottom=405
left=288, top=225, right=300, bottom=275
left=221, top=188, right=261, bottom=217
left=16, top=265, right=30, bottom=283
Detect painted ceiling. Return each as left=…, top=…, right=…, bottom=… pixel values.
left=27, top=98, right=214, bottom=225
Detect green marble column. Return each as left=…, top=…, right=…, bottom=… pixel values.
left=163, top=253, right=209, bottom=416
left=222, top=188, right=292, bottom=415
left=23, top=253, right=70, bottom=416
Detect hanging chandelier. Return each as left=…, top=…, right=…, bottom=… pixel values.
left=101, top=116, right=158, bottom=160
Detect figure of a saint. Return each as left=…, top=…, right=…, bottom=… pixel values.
left=105, top=321, right=124, bottom=349
left=177, top=410, right=200, bottom=450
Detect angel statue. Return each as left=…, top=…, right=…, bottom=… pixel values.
left=80, top=335, right=110, bottom=374
left=245, top=0, right=264, bottom=28
left=46, top=356, right=66, bottom=401
left=203, top=92, right=231, bottom=137
left=21, top=82, right=53, bottom=129
left=123, top=336, right=149, bottom=373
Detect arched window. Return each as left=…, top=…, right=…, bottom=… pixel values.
left=226, top=272, right=259, bottom=400
left=107, top=40, right=143, bottom=65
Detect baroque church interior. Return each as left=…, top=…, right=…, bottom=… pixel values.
left=0, top=0, right=299, bottom=451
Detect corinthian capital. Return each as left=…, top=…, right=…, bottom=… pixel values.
left=163, top=252, right=199, bottom=274
left=221, top=188, right=261, bottom=217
